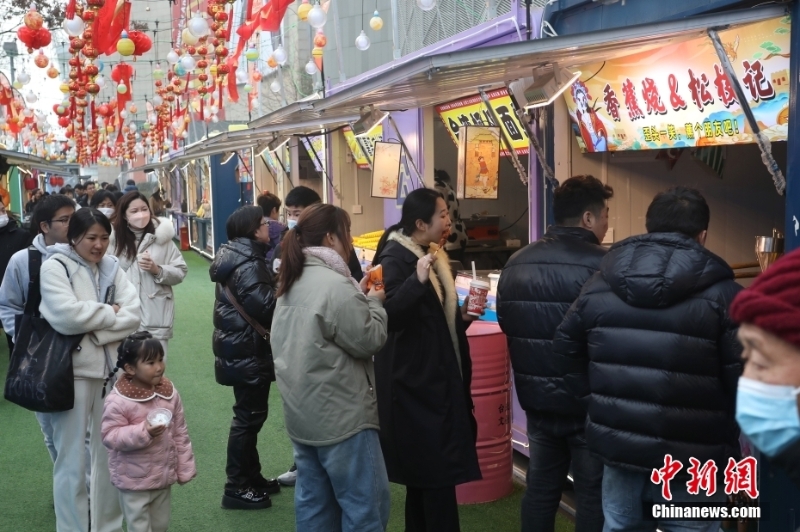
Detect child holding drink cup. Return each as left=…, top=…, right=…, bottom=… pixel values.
left=101, top=331, right=196, bottom=532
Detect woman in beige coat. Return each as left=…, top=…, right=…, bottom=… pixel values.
left=108, top=191, right=187, bottom=358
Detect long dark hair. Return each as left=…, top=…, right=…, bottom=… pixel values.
left=277, top=204, right=351, bottom=298
left=113, top=191, right=155, bottom=260
left=68, top=208, right=112, bottom=245
left=374, top=188, right=442, bottom=261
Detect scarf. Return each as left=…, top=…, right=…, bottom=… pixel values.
left=387, top=230, right=462, bottom=376
left=303, top=246, right=362, bottom=292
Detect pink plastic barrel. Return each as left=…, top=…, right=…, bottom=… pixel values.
left=456, top=321, right=514, bottom=505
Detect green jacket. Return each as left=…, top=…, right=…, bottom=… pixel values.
left=271, top=255, right=388, bottom=446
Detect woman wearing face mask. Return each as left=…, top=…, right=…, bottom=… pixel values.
left=90, top=190, right=118, bottom=219
left=730, top=248, right=800, bottom=488
left=210, top=206, right=281, bottom=509
left=372, top=188, right=483, bottom=532
left=108, top=191, right=187, bottom=360
left=39, top=208, right=141, bottom=532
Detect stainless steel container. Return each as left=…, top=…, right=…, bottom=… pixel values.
left=755, top=229, right=785, bottom=272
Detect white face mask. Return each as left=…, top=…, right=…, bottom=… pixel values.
left=127, top=212, right=150, bottom=229
left=0, top=214, right=8, bottom=228
left=98, top=207, right=115, bottom=218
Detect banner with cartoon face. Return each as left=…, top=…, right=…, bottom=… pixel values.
left=563, top=16, right=790, bottom=153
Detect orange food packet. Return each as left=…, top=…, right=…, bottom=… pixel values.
left=367, top=264, right=384, bottom=290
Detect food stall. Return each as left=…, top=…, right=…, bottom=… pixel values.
left=239, top=5, right=789, bottom=469
left=0, top=148, right=71, bottom=219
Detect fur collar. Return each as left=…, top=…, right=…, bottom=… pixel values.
left=387, top=230, right=462, bottom=375
left=113, top=375, right=175, bottom=402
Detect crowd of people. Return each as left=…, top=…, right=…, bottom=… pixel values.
left=3, top=175, right=800, bottom=532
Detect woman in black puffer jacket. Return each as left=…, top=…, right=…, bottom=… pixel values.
left=209, top=205, right=280, bottom=510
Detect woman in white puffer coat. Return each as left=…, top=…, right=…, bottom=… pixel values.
left=108, top=191, right=187, bottom=359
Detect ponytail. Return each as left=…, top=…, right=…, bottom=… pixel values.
left=276, top=203, right=352, bottom=298
left=277, top=228, right=306, bottom=298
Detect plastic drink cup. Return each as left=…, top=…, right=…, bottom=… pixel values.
left=467, top=280, right=490, bottom=317
left=147, top=408, right=172, bottom=427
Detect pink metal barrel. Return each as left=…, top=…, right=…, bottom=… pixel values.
left=456, top=321, right=514, bottom=505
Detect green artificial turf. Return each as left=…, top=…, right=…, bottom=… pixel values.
left=0, top=250, right=575, bottom=532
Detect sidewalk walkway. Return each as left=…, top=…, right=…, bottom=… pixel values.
left=0, top=250, right=543, bottom=531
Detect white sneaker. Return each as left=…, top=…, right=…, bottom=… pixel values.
left=277, top=464, right=297, bottom=486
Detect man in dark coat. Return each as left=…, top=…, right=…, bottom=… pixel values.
left=553, top=187, right=742, bottom=531
left=0, top=199, right=33, bottom=290
left=209, top=206, right=280, bottom=509
left=497, top=175, right=612, bottom=532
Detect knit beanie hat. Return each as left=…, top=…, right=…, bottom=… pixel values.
left=730, top=247, right=800, bottom=348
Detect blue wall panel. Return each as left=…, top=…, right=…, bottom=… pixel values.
left=210, top=153, right=243, bottom=252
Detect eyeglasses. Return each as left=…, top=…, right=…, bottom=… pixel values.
left=49, top=217, right=71, bottom=225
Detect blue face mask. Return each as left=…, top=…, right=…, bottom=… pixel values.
left=736, top=376, right=800, bottom=457
left=287, top=219, right=298, bottom=230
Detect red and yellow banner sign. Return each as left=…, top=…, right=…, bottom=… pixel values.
left=563, top=16, right=791, bottom=152
left=436, top=88, right=529, bottom=156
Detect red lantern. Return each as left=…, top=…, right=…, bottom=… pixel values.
left=214, top=11, right=228, bottom=22
left=84, top=64, right=99, bottom=76
left=97, top=103, right=110, bottom=116
left=215, top=46, right=228, bottom=58
left=17, top=27, right=51, bottom=50
left=82, top=10, right=96, bottom=22
left=23, top=177, right=37, bottom=190
left=50, top=176, right=58, bottom=186
left=70, top=37, right=85, bottom=50
left=128, top=31, right=152, bottom=56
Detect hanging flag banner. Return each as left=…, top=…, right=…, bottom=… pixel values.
left=300, top=135, right=326, bottom=174
left=563, top=16, right=791, bottom=153
left=342, top=125, right=384, bottom=169
left=436, top=88, right=529, bottom=157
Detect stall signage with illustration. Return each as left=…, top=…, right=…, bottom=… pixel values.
left=563, top=16, right=791, bottom=153
left=343, top=125, right=384, bottom=169
left=436, top=88, right=530, bottom=156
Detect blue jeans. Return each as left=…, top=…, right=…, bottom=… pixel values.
left=293, top=429, right=390, bottom=532
left=35, top=412, right=58, bottom=463
left=602, top=465, right=727, bottom=532
left=523, top=422, right=604, bottom=532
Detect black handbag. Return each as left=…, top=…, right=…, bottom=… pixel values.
left=4, top=252, right=83, bottom=413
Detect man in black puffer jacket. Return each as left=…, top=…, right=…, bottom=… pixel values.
left=210, top=206, right=280, bottom=510
left=554, top=187, right=742, bottom=532
left=498, top=175, right=612, bottom=532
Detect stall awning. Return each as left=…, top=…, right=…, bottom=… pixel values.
left=247, top=4, right=786, bottom=133
left=0, top=149, right=69, bottom=174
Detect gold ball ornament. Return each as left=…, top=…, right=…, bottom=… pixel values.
left=370, top=11, right=384, bottom=31
left=116, top=32, right=135, bottom=56
left=297, top=0, right=311, bottom=21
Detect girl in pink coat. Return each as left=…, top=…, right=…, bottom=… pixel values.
left=101, top=331, right=196, bottom=532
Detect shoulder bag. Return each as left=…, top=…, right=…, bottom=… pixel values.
left=223, top=284, right=270, bottom=341
left=4, top=253, right=83, bottom=412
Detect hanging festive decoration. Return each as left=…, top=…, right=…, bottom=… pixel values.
left=355, top=30, right=370, bottom=51
left=34, top=51, right=49, bottom=68
left=370, top=11, right=384, bottom=31
left=417, top=0, right=437, bottom=11
left=307, top=2, right=327, bottom=29
left=297, top=0, right=312, bottom=21
left=116, top=31, right=135, bottom=56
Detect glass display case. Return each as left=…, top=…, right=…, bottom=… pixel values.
left=186, top=158, right=214, bottom=257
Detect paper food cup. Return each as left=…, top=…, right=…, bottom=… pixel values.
left=147, top=408, right=172, bottom=427
left=467, top=280, right=490, bottom=317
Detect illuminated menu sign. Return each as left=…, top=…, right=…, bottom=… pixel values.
left=563, top=16, right=790, bottom=152
left=436, top=88, right=530, bottom=156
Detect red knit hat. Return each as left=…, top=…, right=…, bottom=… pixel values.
left=730, top=247, right=800, bottom=348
